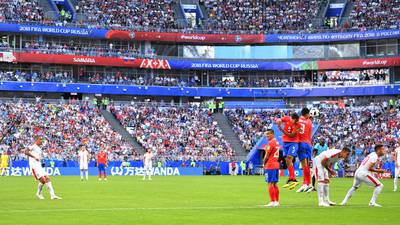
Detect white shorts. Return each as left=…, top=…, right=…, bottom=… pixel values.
left=353, top=170, right=382, bottom=188
left=313, top=162, right=329, bottom=182
left=30, top=162, right=48, bottom=180
left=80, top=164, right=88, bottom=170
left=144, top=164, right=152, bottom=171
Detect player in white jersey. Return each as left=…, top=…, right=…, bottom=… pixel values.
left=394, top=144, right=400, bottom=192
left=341, top=144, right=386, bottom=207
left=313, top=147, right=350, bottom=207
left=78, top=146, right=89, bottom=181
left=143, top=149, right=153, bottom=180
left=25, top=136, right=61, bottom=200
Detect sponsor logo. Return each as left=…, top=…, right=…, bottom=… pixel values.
left=180, top=35, right=206, bottom=41
left=140, top=59, right=171, bottom=69
left=235, top=35, right=242, bottom=43
left=362, top=59, right=388, bottom=66
left=73, top=57, right=96, bottom=63
left=129, top=32, right=136, bottom=39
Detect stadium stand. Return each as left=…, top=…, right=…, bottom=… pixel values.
left=348, top=0, right=400, bottom=30
left=0, top=99, right=136, bottom=161
left=110, top=105, right=235, bottom=161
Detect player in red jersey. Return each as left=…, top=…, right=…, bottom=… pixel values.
left=97, top=148, right=108, bottom=181
left=263, top=129, right=281, bottom=207
left=276, top=113, right=300, bottom=189
left=296, top=108, right=314, bottom=193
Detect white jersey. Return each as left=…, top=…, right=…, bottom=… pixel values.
left=395, top=147, right=400, bottom=166
left=357, top=152, right=380, bottom=174
left=78, top=150, right=89, bottom=169
left=314, top=149, right=341, bottom=165
left=28, top=144, right=43, bottom=166
left=143, top=152, right=153, bottom=166
left=28, top=144, right=47, bottom=179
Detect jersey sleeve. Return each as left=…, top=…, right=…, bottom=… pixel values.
left=281, top=116, right=290, bottom=123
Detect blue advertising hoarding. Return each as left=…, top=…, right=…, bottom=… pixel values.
left=266, top=29, right=400, bottom=43
left=0, top=23, right=108, bottom=38
left=5, top=166, right=203, bottom=176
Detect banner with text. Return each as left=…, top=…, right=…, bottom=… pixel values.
left=5, top=166, right=203, bottom=176
left=265, top=29, right=400, bottom=43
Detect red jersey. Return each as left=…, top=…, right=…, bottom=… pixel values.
left=281, top=116, right=299, bottom=143
left=298, top=116, right=312, bottom=144
left=264, top=138, right=280, bottom=169
left=97, top=152, right=107, bottom=164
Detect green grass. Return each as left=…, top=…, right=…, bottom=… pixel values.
left=0, top=176, right=399, bottom=225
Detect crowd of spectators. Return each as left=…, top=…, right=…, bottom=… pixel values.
left=111, top=105, right=234, bottom=161
left=296, top=70, right=389, bottom=87
left=0, top=99, right=136, bottom=161
left=0, top=0, right=48, bottom=24
left=348, top=0, right=400, bottom=30
left=201, top=0, right=321, bottom=33
left=75, top=0, right=177, bottom=30
left=14, top=41, right=157, bottom=59
left=226, top=100, right=400, bottom=164
left=0, top=69, right=391, bottom=89
left=0, top=70, right=74, bottom=83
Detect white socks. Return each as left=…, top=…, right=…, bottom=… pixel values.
left=317, top=183, right=326, bottom=204
left=394, top=168, right=399, bottom=191
left=342, top=187, right=357, bottom=204
left=370, top=184, right=383, bottom=204
left=324, top=184, right=330, bottom=202
left=37, top=183, right=44, bottom=195
left=86, top=171, right=89, bottom=180
left=46, top=182, right=56, bottom=198
left=80, top=171, right=84, bottom=180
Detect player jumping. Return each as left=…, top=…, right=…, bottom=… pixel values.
left=97, top=148, right=108, bottom=181
left=296, top=108, right=313, bottom=193
left=314, top=147, right=350, bottom=207
left=263, top=129, right=281, bottom=207
left=341, top=144, right=386, bottom=207
left=78, top=145, right=89, bottom=181
left=276, top=113, right=299, bottom=189
left=25, top=136, right=61, bottom=200
left=143, top=149, right=153, bottom=180
left=394, top=141, right=400, bottom=192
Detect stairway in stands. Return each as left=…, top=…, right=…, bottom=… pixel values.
left=213, top=112, right=247, bottom=159
left=100, top=109, right=145, bottom=155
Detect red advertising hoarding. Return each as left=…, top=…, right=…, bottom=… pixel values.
left=105, top=30, right=265, bottom=44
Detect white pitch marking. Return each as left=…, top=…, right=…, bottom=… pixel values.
left=6, top=205, right=400, bottom=213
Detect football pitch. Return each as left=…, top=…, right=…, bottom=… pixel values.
left=0, top=176, right=399, bottom=225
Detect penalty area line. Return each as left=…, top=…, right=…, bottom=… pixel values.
left=6, top=204, right=400, bottom=213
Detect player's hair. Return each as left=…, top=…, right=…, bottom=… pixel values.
left=291, top=113, right=299, bottom=120
left=374, top=144, right=384, bottom=152
left=301, top=107, right=310, bottom=116
left=266, top=129, right=274, bottom=134
left=342, top=147, right=351, bottom=152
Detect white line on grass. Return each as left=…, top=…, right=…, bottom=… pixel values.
left=6, top=205, right=400, bottom=213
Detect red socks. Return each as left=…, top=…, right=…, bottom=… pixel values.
left=288, top=165, right=296, bottom=180
left=103, top=172, right=107, bottom=178
left=303, top=166, right=311, bottom=185
left=99, top=172, right=102, bottom=178
left=274, top=186, right=279, bottom=201
left=268, top=186, right=275, bottom=202
left=268, top=185, right=280, bottom=202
